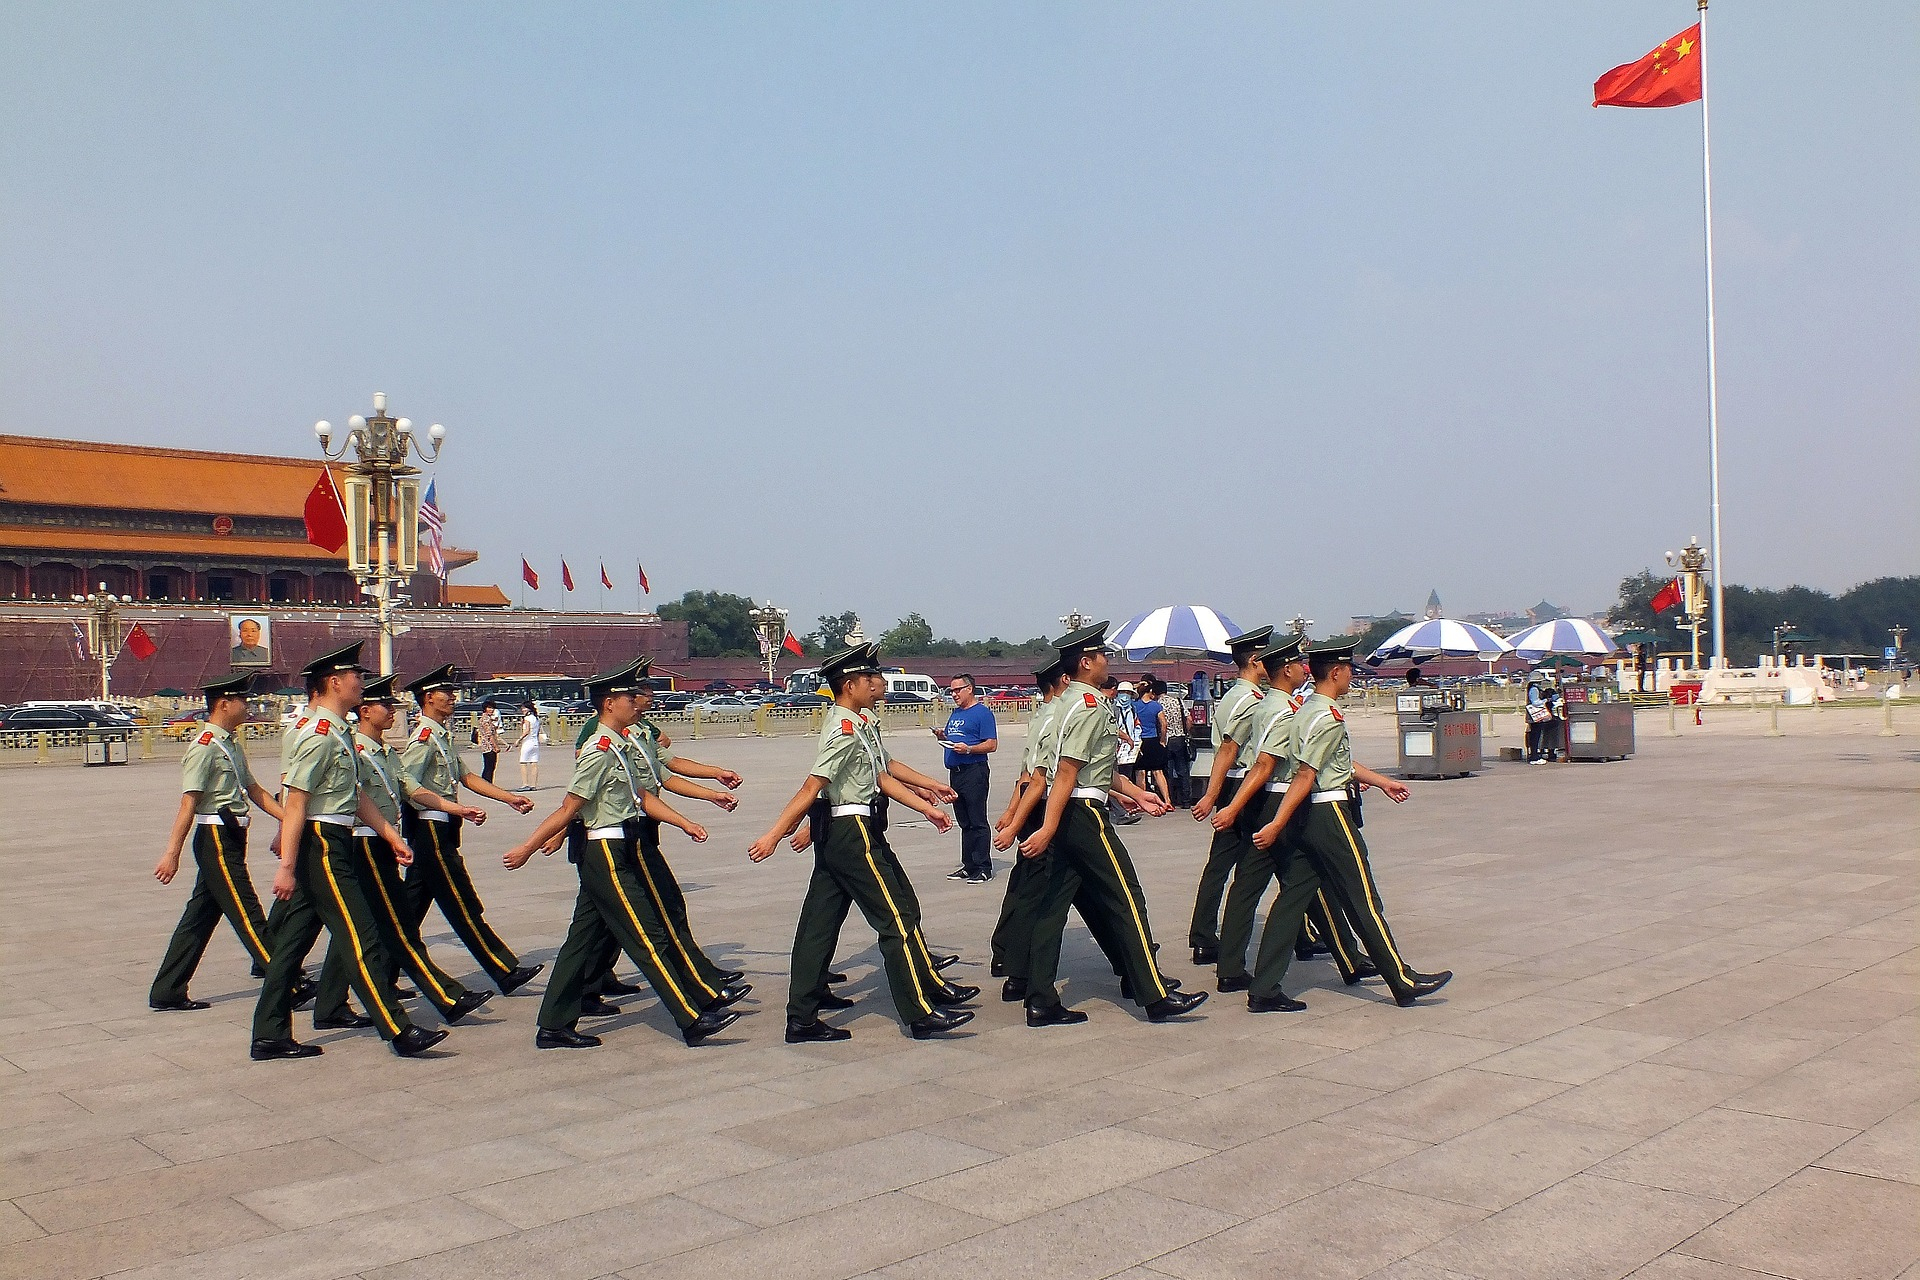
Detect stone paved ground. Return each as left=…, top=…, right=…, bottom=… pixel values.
left=2, top=708, right=1915, bottom=1280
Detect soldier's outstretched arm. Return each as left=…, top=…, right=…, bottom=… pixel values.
left=750, top=776, right=827, bottom=862
left=666, top=755, right=742, bottom=789
left=1253, top=766, right=1316, bottom=850
left=879, top=771, right=952, bottom=832
left=1215, top=750, right=1275, bottom=829
left=640, top=789, right=707, bottom=842
left=1351, top=762, right=1410, bottom=802
left=1191, top=736, right=1240, bottom=820
left=664, top=775, right=736, bottom=810
left=461, top=772, right=537, bottom=813
left=244, top=782, right=286, bottom=823
left=506, top=794, right=586, bottom=868
left=886, top=758, right=954, bottom=801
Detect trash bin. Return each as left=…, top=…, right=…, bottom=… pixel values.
left=83, top=728, right=130, bottom=767
left=1396, top=690, right=1482, bottom=778
left=1565, top=694, right=1635, bottom=761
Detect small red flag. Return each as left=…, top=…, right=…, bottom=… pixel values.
left=124, top=624, right=158, bottom=660
left=303, top=468, right=348, bottom=552
left=1594, top=24, right=1702, bottom=109
left=637, top=563, right=650, bottom=595
left=600, top=563, right=613, bottom=590
left=1649, top=578, right=1683, bottom=614
left=562, top=561, right=575, bottom=592
left=783, top=631, right=805, bottom=657
left=521, top=558, right=539, bottom=591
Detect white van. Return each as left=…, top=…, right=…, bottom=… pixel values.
left=883, top=672, right=939, bottom=702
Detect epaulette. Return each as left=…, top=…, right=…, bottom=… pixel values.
left=295, top=717, right=308, bottom=731
left=1083, top=693, right=1098, bottom=707
left=1330, top=707, right=1344, bottom=722
left=197, top=730, right=214, bottom=746
left=314, top=719, right=332, bottom=735
left=416, top=725, right=433, bottom=742
left=840, top=719, right=856, bottom=735
left=595, top=735, right=614, bottom=751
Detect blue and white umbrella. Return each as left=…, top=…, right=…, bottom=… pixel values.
left=1369, top=618, right=1515, bottom=664
left=1505, top=618, right=1618, bottom=659
left=1112, top=605, right=1244, bottom=659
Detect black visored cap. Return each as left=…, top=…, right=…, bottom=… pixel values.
left=301, top=642, right=369, bottom=682
left=202, top=671, right=255, bottom=699
left=403, top=663, right=460, bottom=699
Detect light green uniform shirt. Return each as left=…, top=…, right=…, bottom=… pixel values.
left=282, top=713, right=361, bottom=817
left=623, top=721, right=668, bottom=796
left=1213, top=677, right=1267, bottom=773
left=1021, top=695, right=1062, bottom=774
left=400, top=715, right=470, bottom=806
left=568, top=727, right=645, bottom=829
left=278, top=704, right=312, bottom=780
left=809, top=704, right=887, bottom=806
left=1051, top=681, right=1119, bottom=792
left=1245, top=687, right=1307, bottom=786
left=1291, top=692, right=1354, bottom=792
left=353, top=731, right=411, bottom=827
left=182, top=722, right=254, bottom=815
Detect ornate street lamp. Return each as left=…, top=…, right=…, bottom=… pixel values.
left=314, top=392, right=446, bottom=676
left=749, top=600, right=789, bottom=687
left=1058, top=609, right=1091, bottom=637
left=1665, top=537, right=1711, bottom=672
left=73, top=582, right=126, bottom=701
left=1289, top=613, right=1314, bottom=639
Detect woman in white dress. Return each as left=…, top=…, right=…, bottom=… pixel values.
left=514, top=700, right=544, bottom=791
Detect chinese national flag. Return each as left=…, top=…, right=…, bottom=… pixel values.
left=124, top=624, right=158, bottom=660
left=783, top=631, right=805, bottom=657
left=1594, top=24, right=1702, bottom=108
left=562, top=561, right=575, bottom=592
left=303, top=468, right=348, bottom=552
left=600, top=563, right=613, bottom=590
left=521, top=558, right=539, bottom=591
left=637, top=563, right=650, bottom=595
left=1649, top=578, right=1684, bottom=614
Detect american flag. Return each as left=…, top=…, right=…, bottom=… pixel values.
left=420, top=479, right=446, bottom=578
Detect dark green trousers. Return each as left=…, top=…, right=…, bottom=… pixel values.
left=1188, top=775, right=1246, bottom=949
left=252, top=823, right=414, bottom=1043
left=1250, top=800, right=1420, bottom=1001
left=539, top=836, right=708, bottom=1031
left=787, top=815, right=938, bottom=1025
left=151, top=822, right=275, bottom=1004
left=403, top=815, right=521, bottom=986
left=990, top=802, right=1128, bottom=982
left=586, top=820, right=728, bottom=1002
left=1024, top=798, right=1168, bottom=1010
left=337, top=835, right=474, bottom=1022
left=1217, top=792, right=1365, bottom=982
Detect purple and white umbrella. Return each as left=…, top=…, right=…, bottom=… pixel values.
left=1369, top=618, right=1515, bottom=663
left=1112, top=605, right=1244, bottom=659
left=1505, top=618, right=1618, bottom=659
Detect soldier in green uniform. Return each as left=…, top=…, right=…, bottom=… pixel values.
left=1245, top=639, right=1452, bottom=1011
left=505, top=659, right=746, bottom=1049
left=1209, top=637, right=1373, bottom=992
left=337, top=676, right=496, bottom=1027
left=1019, top=623, right=1208, bottom=1026
left=749, top=643, right=975, bottom=1044
left=150, top=673, right=287, bottom=1010
left=1187, top=626, right=1273, bottom=964
left=399, top=665, right=543, bottom=995
left=250, top=643, right=446, bottom=1059
left=988, top=658, right=1068, bottom=978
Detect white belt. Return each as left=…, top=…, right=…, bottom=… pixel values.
left=415, top=809, right=452, bottom=823
left=194, top=813, right=248, bottom=827
left=1311, top=790, right=1348, bottom=804
left=310, top=813, right=356, bottom=827
left=830, top=804, right=872, bottom=817
left=1071, top=787, right=1107, bottom=801
left=1226, top=767, right=1246, bottom=779
left=586, top=825, right=629, bottom=840
left=1263, top=780, right=1289, bottom=793
left=352, top=825, right=377, bottom=838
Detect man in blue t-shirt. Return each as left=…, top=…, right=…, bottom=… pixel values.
left=935, top=675, right=998, bottom=882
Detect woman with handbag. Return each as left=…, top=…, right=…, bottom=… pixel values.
left=1525, top=682, right=1552, bottom=764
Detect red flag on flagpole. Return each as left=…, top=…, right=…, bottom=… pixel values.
left=124, top=624, right=158, bottom=660
left=303, top=468, right=348, bottom=552
left=521, top=558, right=539, bottom=590
left=1594, top=24, right=1702, bottom=108
left=562, top=561, right=575, bottom=592
left=783, top=631, right=805, bottom=657
left=1649, top=579, right=1684, bottom=614
left=637, top=563, right=650, bottom=595
left=600, top=563, right=613, bottom=590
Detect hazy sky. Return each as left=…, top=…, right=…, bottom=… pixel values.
left=4, top=3, right=1914, bottom=641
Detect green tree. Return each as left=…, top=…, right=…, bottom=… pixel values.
left=657, top=590, right=759, bottom=657
left=880, top=612, right=935, bottom=656
left=804, top=610, right=860, bottom=654
left=1607, top=569, right=1673, bottom=633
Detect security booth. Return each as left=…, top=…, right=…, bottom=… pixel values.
left=1396, top=689, right=1482, bottom=778
left=83, top=727, right=130, bottom=767
left=1563, top=683, right=1635, bottom=761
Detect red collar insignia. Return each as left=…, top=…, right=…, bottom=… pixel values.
left=295, top=717, right=308, bottom=730
left=316, top=719, right=331, bottom=734
left=1084, top=693, right=1098, bottom=706
left=197, top=730, right=214, bottom=745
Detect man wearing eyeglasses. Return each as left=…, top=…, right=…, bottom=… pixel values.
left=936, top=675, right=998, bottom=883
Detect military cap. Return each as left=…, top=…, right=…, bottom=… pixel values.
left=361, top=673, right=399, bottom=703
left=1307, top=637, right=1360, bottom=663
left=1225, top=624, right=1274, bottom=653
left=1052, top=620, right=1110, bottom=662
left=821, top=643, right=884, bottom=681
left=584, top=657, right=647, bottom=703
left=202, top=671, right=255, bottom=700
left=301, top=641, right=369, bottom=683
left=633, top=656, right=656, bottom=690
left=1032, top=656, right=1065, bottom=685
left=1256, top=635, right=1305, bottom=667
left=403, top=663, right=460, bottom=700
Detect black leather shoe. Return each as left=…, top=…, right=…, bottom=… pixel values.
left=600, top=977, right=643, bottom=996
left=498, top=964, right=544, bottom=995
left=1123, top=972, right=1185, bottom=1000
left=785, top=1018, right=851, bottom=1043
left=1342, top=960, right=1381, bottom=987
left=1025, top=1002, right=1089, bottom=1028
left=290, top=979, right=319, bottom=1010
left=392, top=1026, right=449, bottom=1057
left=816, top=990, right=856, bottom=1010
left=826, top=970, right=849, bottom=983
left=1001, top=977, right=1028, bottom=1003
left=250, top=963, right=267, bottom=979
left=705, top=982, right=753, bottom=1011
left=1296, top=939, right=1331, bottom=960
left=932, top=983, right=979, bottom=1006
left=150, top=997, right=211, bottom=1011
left=1248, top=991, right=1308, bottom=1013
left=395, top=984, right=419, bottom=999
left=1394, top=970, right=1453, bottom=1007
left=683, top=1009, right=741, bottom=1045
left=446, top=990, right=494, bottom=1023
left=909, top=1008, right=974, bottom=1039
left=715, top=969, right=745, bottom=986
left=990, top=959, right=1006, bottom=977
left=931, top=954, right=961, bottom=971
left=535, top=1025, right=602, bottom=1049
left=314, top=1010, right=374, bottom=1030
left=250, top=1037, right=322, bottom=1060
left=580, top=995, right=623, bottom=1018
left=1145, top=990, right=1209, bottom=1021
left=1191, top=945, right=1218, bottom=966
left=1217, top=974, right=1251, bottom=993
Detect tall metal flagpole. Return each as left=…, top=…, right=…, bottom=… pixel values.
left=1698, top=0, right=1726, bottom=668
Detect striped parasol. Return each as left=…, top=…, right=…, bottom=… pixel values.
left=1111, top=605, right=1244, bottom=659
left=1505, top=618, right=1619, bottom=658
left=1369, top=618, right=1515, bottom=664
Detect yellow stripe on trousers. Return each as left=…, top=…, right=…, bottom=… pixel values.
left=312, top=824, right=403, bottom=1036
left=426, top=822, right=513, bottom=972
left=855, top=818, right=932, bottom=1017
left=207, top=826, right=271, bottom=964
left=1086, top=801, right=1165, bottom=1001
left=629, top=841, right=719, bottom=1000
left=358, top=837, right=455, bottom=1007
left=598, top=840, right=699, bottom=1021
left=1316, top=890, right=1357, bottom=975
left=1330, top=805, right=1412, bottom=986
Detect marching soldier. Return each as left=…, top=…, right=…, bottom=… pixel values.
left=748, top=643, right=975, bottom=1044
left=334, top=676, right=495, bottom=1027
left=504, top=659, right=746, bottom=1049
left=250, top=643, right=445, bottom=1059
left=150, top=673, right=297, bottom=1010
left=1209, top=637, right=1374, bottom=992
left=1018, top=623, right=1207, bottom=1026
left=988, top=658, right=1068, bottom=978
left=399, top=665, right=543, bottom=995
left=1187, top=625, right=1273, bottom=964
left=1244, top=639, right=1452, bottom=1011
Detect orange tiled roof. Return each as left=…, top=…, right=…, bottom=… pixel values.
left=443, top=583, right=510, bottom=607
left=4, top=434, right=340, bottom=518
left=0, top=524, right=479, bottom=568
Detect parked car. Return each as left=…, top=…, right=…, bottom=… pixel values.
left=702, top=680, right=736, bottom=693
left=987, top=687, right=1036, bottom=704
left=767, top=692, right=828, bottom=709
left=688, top=696, right=752, bottom=720
left=0, top=705, right=127, bottom=731
left=883, top=691, right=935, bottom=705
left=650, top=692, right=695, bottom=713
